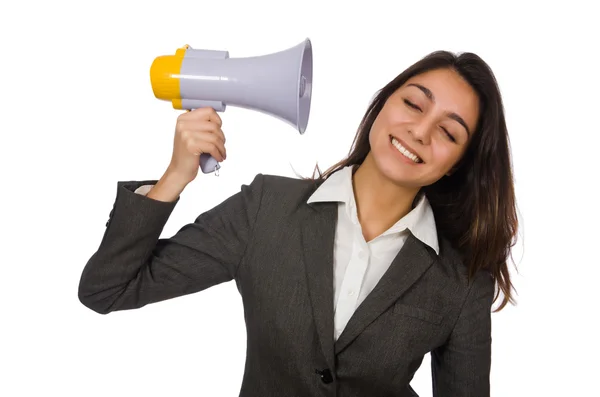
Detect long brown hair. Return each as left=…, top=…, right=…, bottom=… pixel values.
left=302, top=50, right=519, bottom=312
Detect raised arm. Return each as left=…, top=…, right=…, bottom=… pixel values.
left=78, top=173, right=264, bottom=314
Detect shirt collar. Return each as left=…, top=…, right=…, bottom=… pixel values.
left=307, top=165, right=439, bottom=254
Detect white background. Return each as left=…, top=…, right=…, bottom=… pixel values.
left=1, top=1, right=599, bottom=396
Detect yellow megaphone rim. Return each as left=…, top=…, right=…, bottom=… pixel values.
left=150, top=45, right=190, bottom=104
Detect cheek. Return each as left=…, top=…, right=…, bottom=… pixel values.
left=372, top=105, right=410, bottom=133
left=381, top=105, right=411, bottom=126
left=369, top=119, right=387, bottom=145
left=431, top=144, right=462, bottom=170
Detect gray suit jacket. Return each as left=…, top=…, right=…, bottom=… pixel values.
left=78, top=172, right=495, bottom=397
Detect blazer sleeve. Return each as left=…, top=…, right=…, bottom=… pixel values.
left=78, top=173, right=264, bottom=314
left=430, top=269, right=496, bottom=397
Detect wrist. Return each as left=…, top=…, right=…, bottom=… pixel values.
left=163, top=167, right=194, bottom=186
left=145, top=170, right=190, bottom=203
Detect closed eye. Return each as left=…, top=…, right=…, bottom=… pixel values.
left=403, top=99, right=421, bottom=111
left=440, top=126, right=456, bottom=143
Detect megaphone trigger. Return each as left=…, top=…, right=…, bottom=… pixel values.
left=150, top=38, right=313, bottom=175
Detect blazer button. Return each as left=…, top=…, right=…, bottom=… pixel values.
left=315, top=368, right=333, bottom=384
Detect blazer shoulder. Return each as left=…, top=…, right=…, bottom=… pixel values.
left=436, top=235, right=494, bottom=290
left=259, top=173, right=322, bottom=202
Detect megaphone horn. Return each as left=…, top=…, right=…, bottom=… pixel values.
left=150, top=38, right=313, bottom=174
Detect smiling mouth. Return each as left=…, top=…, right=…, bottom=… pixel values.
left=389, top=135, right=423, bottom=163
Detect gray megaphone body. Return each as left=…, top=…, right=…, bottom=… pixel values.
left=149, top=38, right=313, bottom=174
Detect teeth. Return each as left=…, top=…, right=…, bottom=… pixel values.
left=391, top=137, right=422, bottom=163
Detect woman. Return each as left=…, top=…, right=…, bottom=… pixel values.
left=79, top=49, right=518, bottom=397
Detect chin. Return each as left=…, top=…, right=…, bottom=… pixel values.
left=372, top=152, right=426, bottom=188
left=368, top=143, right=422, bottom=186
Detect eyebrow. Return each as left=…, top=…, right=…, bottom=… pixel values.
left=406, top=83, right=471, bottom=137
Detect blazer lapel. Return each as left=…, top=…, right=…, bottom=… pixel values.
left=300, top=199, right=338, bottom=373
left=334, top=232, right=436, bottom=355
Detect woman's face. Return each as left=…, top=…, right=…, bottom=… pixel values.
left=368, top=68, right=480, bottom=188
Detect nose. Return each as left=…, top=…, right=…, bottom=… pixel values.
left=408, top=120, right=433, bottom=145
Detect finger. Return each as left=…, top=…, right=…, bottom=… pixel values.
left=186, top=107, right=222, bottom=126
left=208, top=110, right=222, bottom=127
left=193, top=131, right=226, bottom=161
left=197, top=142, right=225, bottom=162
left=213, top=126, right=226, bottom=145
left=177, top=107, right=209, bottom=124
left=180, top=126, right=222, bottom=152
left=178, top=120, right=220, bottom=138
left=178, top=119, right=223, bottom=139
left=187, top=140, right=219, bottom=160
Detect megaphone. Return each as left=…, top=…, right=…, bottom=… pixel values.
left=149, top=38, right=313, bottom=174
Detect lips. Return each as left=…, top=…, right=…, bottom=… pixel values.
left=389, top=135, right=424, bottom=163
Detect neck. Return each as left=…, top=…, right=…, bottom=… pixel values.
left=351, top=155, right=420, bottom=241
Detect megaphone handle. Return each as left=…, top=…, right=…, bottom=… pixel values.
left=184, top=100, right=226, bottom=175
left=200, top=153, right=220, bottom=176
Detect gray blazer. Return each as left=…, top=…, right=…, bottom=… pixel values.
left=78, top=172, right=495, bottom=397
